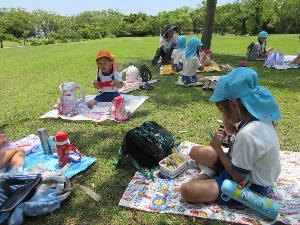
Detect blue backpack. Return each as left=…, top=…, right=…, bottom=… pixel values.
left=0, top=172, right=71, bottom=225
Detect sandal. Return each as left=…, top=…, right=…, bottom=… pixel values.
left=202, top=80, right=211, bottom=90
left=209, top=80, right=217, bottom=91
left=139, top=82, right=154, bottom=91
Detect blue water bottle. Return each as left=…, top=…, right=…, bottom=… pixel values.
left=221, top=179, right=279, bottom=220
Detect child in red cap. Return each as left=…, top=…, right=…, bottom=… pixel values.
left=87, top=50, right=124, bottom=109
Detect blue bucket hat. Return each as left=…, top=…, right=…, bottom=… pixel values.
left=185, top=37, right=203, bottom=59
left=209, top=67, right=280, bottom=122
left=177, top=36, right=186, bottom=49
left=258, top=31, right=268, bottom=38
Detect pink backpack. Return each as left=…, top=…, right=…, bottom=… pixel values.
left=57, top=82, right=85, bottom=116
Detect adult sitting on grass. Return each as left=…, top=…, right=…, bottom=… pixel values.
left=152, top=24, right=177, bottom=65
left=180, top=67, right=281, bottom=205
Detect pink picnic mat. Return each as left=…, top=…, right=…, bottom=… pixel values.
left=119, top=141, right=300, bottom=225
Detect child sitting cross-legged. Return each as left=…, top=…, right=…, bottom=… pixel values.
left=180, top=67, right=281, bottom=205
left=179, top=37, right=203, bottom=86
left=87, top=50, right=124, bottom=109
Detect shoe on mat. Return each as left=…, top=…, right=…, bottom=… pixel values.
left=202, top=80, right=211, bottom=90
left=208, top=80, right=217, bottom=90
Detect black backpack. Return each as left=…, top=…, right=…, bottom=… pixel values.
left=114, top=121, right=175, bottom=179
left=139, top=65, right=152, bottom=82
left=246, top=42, right=259, bottom=61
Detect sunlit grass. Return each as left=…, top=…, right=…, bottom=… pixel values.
left=0, top=34, right=299, bottom=225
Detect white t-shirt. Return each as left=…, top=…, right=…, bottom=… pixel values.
left=257, top=42, right=266, bottom=55
left=171, top=49, right=185, bottom=64
left=180, top=56, right=201, bottom=77
left=96, top=71, right=123, bottom=93
left=230, top=121, right=281, bottom=187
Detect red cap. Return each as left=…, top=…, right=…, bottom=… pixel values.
left=96, top=50, right=114, bottom=61
left=239, top=61, right=247, bottom=67
left=55, top=132, right=68, bottom=142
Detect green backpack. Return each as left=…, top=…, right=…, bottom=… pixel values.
left=115, top=121, right=176, bottom=180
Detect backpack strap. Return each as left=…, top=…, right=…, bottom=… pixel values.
left=131, top=158, right=154, bottom=181
left=113, top=147, right=125, bottom=166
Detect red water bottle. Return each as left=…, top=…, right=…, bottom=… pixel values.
left=54, top=132, right=83, bottom=167
left=113, top=96, right=129, bottom=122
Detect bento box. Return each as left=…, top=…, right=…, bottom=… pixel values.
left=159, top=153, right=188, bottom=179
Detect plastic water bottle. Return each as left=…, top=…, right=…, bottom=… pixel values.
left=221, top=179, right=279, bottom=220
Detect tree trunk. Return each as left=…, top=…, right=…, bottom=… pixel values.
left=0, top=40, right=3, bottom=48
left=201, top=0, right=217, bottom=50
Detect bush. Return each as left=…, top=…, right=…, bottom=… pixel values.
left=56, top=38, right=68, bottom=43
left=44, top=37, right=56, bottom=45
left=30, top=38, right=42, bottom=46
left=106, top=34, right=116, bottom=38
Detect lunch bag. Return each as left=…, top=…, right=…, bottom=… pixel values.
left=57, top=82, right=85, bottom=116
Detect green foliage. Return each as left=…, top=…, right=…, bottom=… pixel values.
left=1, top=1, right=300, bottom=43
left=0, top=35, right=299, bottom=225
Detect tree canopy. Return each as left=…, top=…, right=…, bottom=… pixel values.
left=0, top=0, right=299, bottom=47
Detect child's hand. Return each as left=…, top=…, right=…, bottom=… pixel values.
left=93, top=80, right=101, bottom=90
left=210, top=133, right=223, bottom=152
left=112, top=81, right=123, bottom=89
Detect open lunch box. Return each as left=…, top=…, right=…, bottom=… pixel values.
left=159, top=153, right=189, bottom=179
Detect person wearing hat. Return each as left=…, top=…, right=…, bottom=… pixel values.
left=257, top=31, right=273, bottom=58
left=151, top=24, right=177, bottom=65
left=181, top=67, right=281, bottom=205
left=179, top=37, right=203, bottom=86
left=171, top=35, right=186, bottom=72
left=87, top=50, right=124, bottom=109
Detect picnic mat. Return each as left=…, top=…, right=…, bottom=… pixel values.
left=5, top=134, right=96, bottom=178
left=273, top=55, right=300, bottom=70
left=119, top=141, right=300, bottom=225
left=40, top=94, right=149, bottom=123
left=160, top=62, right=222, bottom=75
left=119, top=80, right=158, bottom=94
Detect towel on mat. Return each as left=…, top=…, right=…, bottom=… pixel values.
left=272, top=55, right=300, bottom=70
left=160, top=62, right=222, bottom=75
left=119, top=80, right=158, bottom=94
left=40, top=94, right=149, bottom=123
left=3, top=135, right=96, bottom=178
left=119, top=141, right=300, bottom=225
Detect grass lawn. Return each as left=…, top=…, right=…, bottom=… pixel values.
left=0, top=34, right=299, bottom=225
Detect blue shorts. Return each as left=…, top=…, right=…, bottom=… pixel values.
left=94, top=92, right=120, bottom=102
left=181, top=75, right=197, bottom=85
left=172, top=64, right=182, bottom=72
left=214, top=170, right=273, bottom=206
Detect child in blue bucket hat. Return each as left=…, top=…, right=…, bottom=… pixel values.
left=181, top=67, right=281, bottom=205
left=171, top=36, right=186, bottom=72
left=257, top=31, right=273, bottom=58
left=179, top=37, right=203, bottom=86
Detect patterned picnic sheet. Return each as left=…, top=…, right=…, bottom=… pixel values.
left=119, top=141, right=300, bottom=225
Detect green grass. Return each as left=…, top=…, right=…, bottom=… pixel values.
left=0, top=34, right=299, bottom=225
